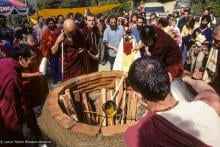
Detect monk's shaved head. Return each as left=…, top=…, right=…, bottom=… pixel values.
left=63, top=19, right=75, bottom=33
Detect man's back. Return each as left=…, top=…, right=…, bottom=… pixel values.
left=159, top=100, right=220, bottom=146
left=0, top=58, right=24, bottom=138
left=0, top=58, right=21, bottom=86
left=125, top=111, right=209, bottom=147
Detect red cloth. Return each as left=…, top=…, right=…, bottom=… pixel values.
left=150, top=26, right=183, bottom=78
left=0, top=58, right=24, bottom=139
left=125, top=112, right=209, bottom=147
left=41, top=27, right=54, bottom=58
left=167, top=60, right=184, bottom=79
left=124, top=42, right=133, bottom=55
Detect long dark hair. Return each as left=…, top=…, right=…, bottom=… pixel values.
left=186, top=17, right=195, bottom=29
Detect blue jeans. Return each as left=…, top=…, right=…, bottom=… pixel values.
left=181, top=43, right=187, bottom=65
left=50, top=55, right=61, bottom=83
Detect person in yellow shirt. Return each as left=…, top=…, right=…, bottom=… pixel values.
left=181, top=17, right=196, bottom=65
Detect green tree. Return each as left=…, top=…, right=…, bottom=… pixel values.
left=192, top=0, right=220, bottom=17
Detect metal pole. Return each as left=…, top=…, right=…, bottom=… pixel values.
left=61, top=42, right=64, bottom=81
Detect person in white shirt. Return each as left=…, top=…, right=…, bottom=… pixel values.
left=126, top=56, right=220, bottom=146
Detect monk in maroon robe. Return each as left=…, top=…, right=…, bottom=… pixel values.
left=0, top=45, right=35, bottom=141
left=126, top=57, right=220, bottom=146
left=125, top=112, right=208, bottom=147
left=140, top=25, right=183, bottom=78
left=81, top=14, right=100, bottom=73
left=51, top=19, right=87, bottom=81
left=0, top=58, right=24, bottom=140
left=21, top=35, right=49, bottom=135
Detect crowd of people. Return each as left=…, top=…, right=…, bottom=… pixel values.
left=1, top=1, right=220, bottom=146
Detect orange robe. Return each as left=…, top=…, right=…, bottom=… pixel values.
left=41, top=27, right=54, bottom=58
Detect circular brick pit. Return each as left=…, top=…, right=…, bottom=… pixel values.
left=38, top=71, right=144, bottom=147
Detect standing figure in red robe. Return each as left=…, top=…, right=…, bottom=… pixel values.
left=51, top=19, right=87, bottom=81
left=81, top=13, right=100, bottom=73
left=41, top=17, right=61, bottom=84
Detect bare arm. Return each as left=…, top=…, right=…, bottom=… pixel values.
left=134, top=42, right=144, bottom=51
left=106, top=43, right=118, bottom=52
left=182, top=76, right=215, bottom=93
left=51, top=32, right=65, bottom=54
left=22, top=72, right=44, bottom=79
left=183, top=77, right=220, bottom=116
left=195, top=90, right=220, bottom=117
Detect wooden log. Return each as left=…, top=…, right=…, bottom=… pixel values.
left=115, top=78, right=124, bottom=107
left=129, top=92, right=138, bottom=122
left=72, top=90, right=81, bottom=102
left=126, top=91, right=132, bottom=123
left=87, top=90, right=101, bottom=123
left=120, top=90, right=127, bottom=124
left=82, top=93, right=91, bottom=124
left=115, top=78, right=124, bottom=125
left=61, top=90, right=76, bottom=116
left=78, top=81, right=115, bottom=94
left=76, top=78, right=113, bottom=91
left=71, top=90, right=85, bottom=123
left=86, top=92, right=97, bottom=125
left=106, top=89, right=114, bottom=126
left=101, top=88, right=106, bottom=126
left=58, top=94, right=70, bottom=115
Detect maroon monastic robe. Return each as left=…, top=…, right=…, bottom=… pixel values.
left=81, top=26, right=100, bottom=73
left=41, top=27, right=54, bottom=58
left=53, top=28, right=87, bottom=81
left=150, top=26, right=184, bottom=78
left=125, top=112, right=208, bottom=147
left=0, top=58, right=24, bottom=139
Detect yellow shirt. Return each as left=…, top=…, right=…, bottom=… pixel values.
left=122, top=50, right=135, bottom=72
left=181, top=25, right=194, bottom=37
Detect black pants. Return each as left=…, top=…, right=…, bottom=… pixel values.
left=108, top=56, right=116, bottom=70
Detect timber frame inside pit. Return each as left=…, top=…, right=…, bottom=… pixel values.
left=38, top=71, right=145, bottom=147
